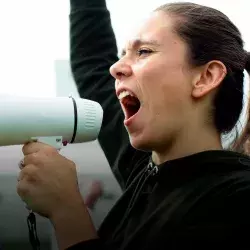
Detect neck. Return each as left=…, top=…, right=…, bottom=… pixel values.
left=152, top=126, right=222, bottom=165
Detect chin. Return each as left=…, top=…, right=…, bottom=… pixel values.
left=129, top=134, right=153, bottom=152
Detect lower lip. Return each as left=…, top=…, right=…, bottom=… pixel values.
left=124, top=108, right=141, bottom=127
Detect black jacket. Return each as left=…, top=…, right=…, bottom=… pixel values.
left=68, top=0, right=250, bottom=249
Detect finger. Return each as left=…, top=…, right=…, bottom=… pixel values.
left=18, top=164, right=38, bottom=182
left=17, top=170, right=25, bottom=182
left=22, top=141, right=57, bottom=156
left=17, top=178, right=31, bottom=200
left=23, top=153, right=41, bottom=167
left=22, top=142, right=40, bottom=155
left=17, top=165, right=31, bottom=182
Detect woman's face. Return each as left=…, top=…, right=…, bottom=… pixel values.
left=110, top=11, right=199, bottom=152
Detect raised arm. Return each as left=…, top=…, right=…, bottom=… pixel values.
left=70, top=0, right=145, bottom=189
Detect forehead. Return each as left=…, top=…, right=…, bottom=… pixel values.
left=123, top=11, right=177, bottom=50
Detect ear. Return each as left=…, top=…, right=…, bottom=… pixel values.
left=192, top=60, right=227, bottom=99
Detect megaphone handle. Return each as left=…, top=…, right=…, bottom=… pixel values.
left=30, top=136, right=64, bottom=150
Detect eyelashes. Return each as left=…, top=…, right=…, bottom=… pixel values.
left=119, top=48, right=154, bottom=59
left=137, top=48, right=153, bottom=57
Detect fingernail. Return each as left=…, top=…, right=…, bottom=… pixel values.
left=18, top=160, right=24, bottom=169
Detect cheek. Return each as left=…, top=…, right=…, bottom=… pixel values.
left=134, top=60, right=166, bottom=102
left=135, top=61, right=188, bottom=115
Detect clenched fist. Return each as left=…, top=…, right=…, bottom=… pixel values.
left=17, top=142, right=83, bottom=219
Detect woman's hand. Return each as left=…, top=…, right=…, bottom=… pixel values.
left=17, top=141, right=82, bottom=218
left=17, top=142, right=98, bottom=249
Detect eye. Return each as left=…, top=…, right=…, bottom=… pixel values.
left=137, top=49, right=153, bottom=57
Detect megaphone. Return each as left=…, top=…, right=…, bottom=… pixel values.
left=0, top=96, right=103, bottom=149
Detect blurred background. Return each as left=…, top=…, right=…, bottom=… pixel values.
left=0, top=0, right=248, bottom=249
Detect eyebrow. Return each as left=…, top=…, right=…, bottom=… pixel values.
left=120, top=39, right=160, bottom=57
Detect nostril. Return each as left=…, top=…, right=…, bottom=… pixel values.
left=115, top=71, right=126, bottom=81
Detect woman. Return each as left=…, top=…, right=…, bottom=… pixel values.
left=17, top=1, right=250, bottom=249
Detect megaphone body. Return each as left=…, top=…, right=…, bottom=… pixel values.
left=0, top=96, right=103, bottom=149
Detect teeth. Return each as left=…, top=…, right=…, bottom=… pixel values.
left=118, top=90, right=134, bottom=100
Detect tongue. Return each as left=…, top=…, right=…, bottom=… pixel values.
left=122, top=96, right=140, bottom=120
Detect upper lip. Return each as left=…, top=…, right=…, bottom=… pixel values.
left=116, top=86, right=137, bottom=99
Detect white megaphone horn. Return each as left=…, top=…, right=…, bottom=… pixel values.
left=0, top=95, right=103, bottom=149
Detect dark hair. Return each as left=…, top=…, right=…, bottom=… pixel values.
left=155, top=2, right=250, bottom=134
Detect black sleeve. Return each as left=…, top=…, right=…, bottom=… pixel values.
left=69, top=0, right=147, bottom=189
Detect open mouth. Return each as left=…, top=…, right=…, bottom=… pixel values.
left=118, top=90, right=141, bottom=120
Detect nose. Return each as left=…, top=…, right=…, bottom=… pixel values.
left=109, top=59, right=132, bottom=80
